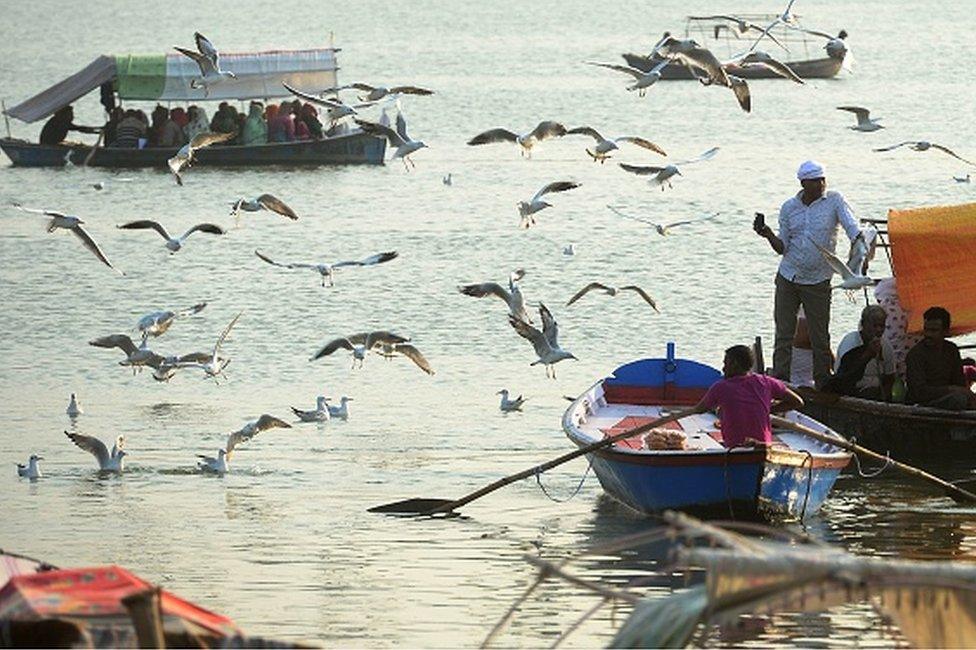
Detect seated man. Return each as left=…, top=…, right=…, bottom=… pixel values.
left=645, top=345, right=804, bottom=448
left=39, top=105, right=100, bottom=145
left=827, top=304, right=896, bottom=401
left=905, top=306, right=975, bottom=411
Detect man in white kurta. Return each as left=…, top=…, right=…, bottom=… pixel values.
left=755, top=160, right=861, bottom=388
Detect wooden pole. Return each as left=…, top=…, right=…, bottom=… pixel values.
left=1, top=100, right=11, bottom=139
left=121, top=586, right=166, bottom=648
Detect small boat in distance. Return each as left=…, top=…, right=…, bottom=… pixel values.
left=563, top=343, right=851, bottom=519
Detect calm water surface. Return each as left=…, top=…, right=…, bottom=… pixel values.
left=2, top=1, right=975, bottom=646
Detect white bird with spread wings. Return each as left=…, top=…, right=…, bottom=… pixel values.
left=254, top=249, right=398, bottom=287
left=197, top=414, right=291, bottom=475
left=174, top=32, right=237, bottom=97
left=607, top=205, right=719, bottom=235
left=11, top=203, right=122, bottom=274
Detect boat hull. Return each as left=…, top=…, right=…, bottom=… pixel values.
left=0, top=132, right=387, bottom=168
left=621, top=53, right=845, bottom=80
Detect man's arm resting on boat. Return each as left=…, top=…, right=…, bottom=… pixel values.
left=770, top=385, right=804, bottom=414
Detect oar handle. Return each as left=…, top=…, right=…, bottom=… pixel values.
left=769, top=415, right=976, bottom=503
left=432, top=409, right=690, bottom=513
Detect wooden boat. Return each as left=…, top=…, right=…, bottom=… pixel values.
left=0, top=132, right=386, bottom=168
left=1, top=45, right=386, bottom=169
left=562, top=344, right=851, bottom=519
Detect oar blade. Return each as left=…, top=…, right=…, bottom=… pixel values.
left=946, top=478, right=976, bottom=504
left=368, top=498, right=457, bottom=514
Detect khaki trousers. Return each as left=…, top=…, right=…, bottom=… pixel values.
left=773, top=274, right=832, bottom=388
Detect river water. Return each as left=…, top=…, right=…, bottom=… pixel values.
left=2, top=0, right=975, bottom=646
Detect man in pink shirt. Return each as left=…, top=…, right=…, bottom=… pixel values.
left=665, top=345, right=804, bottom=448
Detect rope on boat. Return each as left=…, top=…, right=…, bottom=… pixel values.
left=535, top=455, right=594, bottom=503
left=850, top=438, right=893, bottom=478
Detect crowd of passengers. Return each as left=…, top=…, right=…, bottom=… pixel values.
left=94, top=100, right=328, bottom=148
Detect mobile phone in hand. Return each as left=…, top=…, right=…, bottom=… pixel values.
left=753, top=212, right=766, bottom=233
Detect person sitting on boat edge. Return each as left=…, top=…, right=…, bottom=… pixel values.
left=905, top=306, right=975, bottom=411
left=643, top=345, right=805, bottom=449
left=38, top=105, right=101, bottom=146
left=755, top=160, right=862, bottom=390
left=825, top=304, right=895, bottom=401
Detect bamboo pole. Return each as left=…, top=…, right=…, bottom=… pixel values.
left=121, top=587, right=166, bottom=648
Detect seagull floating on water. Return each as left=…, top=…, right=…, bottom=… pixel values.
left=355, top=111, right=428, bottom=170
left=291, top=396, right=331, bottom=422
left=325, top=396, right=353, bottom=420
left=198, top=414, right=291, bottom=475
left=311, top=331, right=411, bottom=369
left=497, top=389, right=527, bottom=412
left=955, top=174, right=972, bottom=183
left=174, top=32, right=237, bottom=97
left=11, top=203, right=122, bottom=274
left=607, top=205, right=719, bottom=234
left=617, top=147, right=720, bottom=191
left=566, top=282, right=659, bottom=312
left=16, top=455, right=43, bottom=480
left=138, top=302, right=207, bottom=339
left=518, top=181, right=581, bottom=229
left=563, top=243, right=576, bottom=256
left=117, top=220, right=225, bottom=253
left=443, top=173, right=453, bottom=186
left=468, top=121, right=567, bottom=158
left=255, top=249, right=398, bottom=287
left=65, top=431, right=126, bottom=473
left=566, top=126, right=666, bottom=163
left=167, top=131, right=237, bottom=185
left=510, top=304, right=577, bottom=379
left=837, top=106, right=883, bottom=132
left=459, top=269, right=532, bottom=324
left=873, top=141, right=975, bottom=167
left=67, top=393, right=83, bottom=418
left=230, top=194, right=299, bottom=221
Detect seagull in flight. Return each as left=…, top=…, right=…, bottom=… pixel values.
left=173, top=310, right=243, bottom=383
left=174, top=32, right=237, bottom=97
left=198, top=414, right=291, bottom=475
left=282, top=82, right=378, bottom=126
left=517, top=181, right=581, bottom=229
left=566, top=282, right=659, bottom=312
left=468, top=121, right=568, bottom=158
left=327, top=82, right=434, bottom=102
left=16, top=455, right=43, bottom=480
left=137, top=302, right=207, bottom=339
left=65, top=431, right=126, bottom=473
left=311, top=331, right=411, bottom=369
left=652, top=37, right=752, bottom=111
left=372, top=340, right=435, bottom=375
left=688, top=15, right=789, bottom=51
left=733, top=51, right=804, bottom=84
left=11, top=203, right=122, bottom=274
left=230, top=194, right=299, bottom=222
left=566, top=126, right=666, bottom=163
left=458, top=269, right=531, bottom=323
left=510, top=304, right=576, bottom=379
left=167, top=131, right=237, bottom=185
left=254, top=249, right=398, bottom=287
left=837, top=106, right=883, bottom=132
left=292, top=396, right=330, bottom=423
left=810, top=238, right=874, bottom=293
left=354, top=112, right=428, bottom=170
left=89, top=334, right=164, bottom=373
left=325, top=396, right=353, bottom=420
left=873, top=141, right=975, bottom=167
left=497, top=389, right=527, bottom=412
left=117, top=220, right=225, bottom=253
left=617, top=147, right=720, bottom=191
left=584, top=59, right=669, bottom=97
left=607, top=205, right=720, bottom=234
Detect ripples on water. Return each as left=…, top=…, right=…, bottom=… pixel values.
left=2, top=0, right=975, bottom=646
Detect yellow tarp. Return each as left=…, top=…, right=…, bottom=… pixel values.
left=889, top=201, right=976, bottom=336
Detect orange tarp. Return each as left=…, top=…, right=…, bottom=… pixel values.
left=889, top=201, right=976, bottom=336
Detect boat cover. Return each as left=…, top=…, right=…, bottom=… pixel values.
left=0, top=565, right=239, bottom=637
left=5, top=48, right=338, bottom=123
left=889, top=201, right=976, bottom=336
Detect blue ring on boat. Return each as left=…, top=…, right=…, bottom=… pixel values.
left=664, top=361, right=677, bottom=374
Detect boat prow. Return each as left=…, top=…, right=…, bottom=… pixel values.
left=563, top=343, right=851, bottom=519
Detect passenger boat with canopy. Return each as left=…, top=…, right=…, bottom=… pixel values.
left=562, top=343, right=851, bottom=520
left=0, top=46, right=386, bottom=168
left=622, top=14, right=850, bottom=81
left=798, top=201, right=976, bottom=458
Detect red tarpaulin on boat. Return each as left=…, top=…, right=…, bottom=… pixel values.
left=0, top=565, right=239, bottom=637
left=889, top=201, right=976, bottom=336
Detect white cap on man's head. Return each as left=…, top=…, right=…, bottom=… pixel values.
left=797, top=160, right=826, bottom=180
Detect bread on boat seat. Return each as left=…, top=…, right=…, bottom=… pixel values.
left=641, top=428, right=688, bottom=450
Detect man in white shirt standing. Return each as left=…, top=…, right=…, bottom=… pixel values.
left=833, top=304, right=896, bottom=401
left=755, top=160, right=861, bottom=388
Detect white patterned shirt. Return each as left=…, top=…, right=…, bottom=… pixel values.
left=777, top=190, right=861, bottom=284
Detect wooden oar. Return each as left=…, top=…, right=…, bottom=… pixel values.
left=370, top=411, right=691, bottom=515
left=82, top=130, right=104, bottom=167
left=770, top=415, right=976, bottom=503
